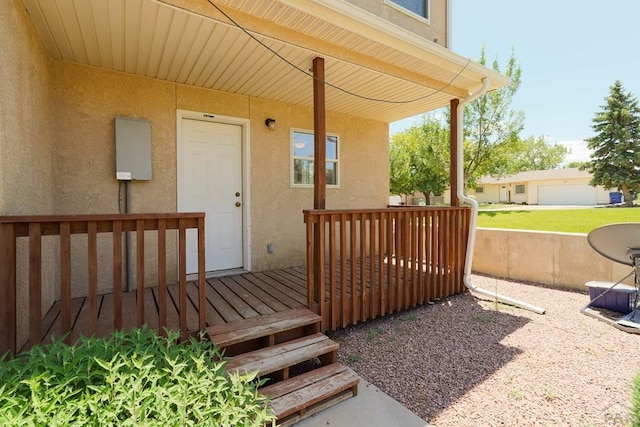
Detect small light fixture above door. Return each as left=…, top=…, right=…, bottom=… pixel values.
left=265, top=118, right=276, bottom=130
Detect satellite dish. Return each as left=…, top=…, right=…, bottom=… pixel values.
left=587, top=223, right=640, bottom=266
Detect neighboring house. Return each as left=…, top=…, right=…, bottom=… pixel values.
left=471, top=168, right=613, bottom=205
left=2, top=0, right=505, bottom=284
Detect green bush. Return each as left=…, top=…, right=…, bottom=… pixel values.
left=633, top=371, right=640, bottom=427
left=0, top=327, right=275, bottom=426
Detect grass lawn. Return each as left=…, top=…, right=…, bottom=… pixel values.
left=476, top=207, right=640, bottom=233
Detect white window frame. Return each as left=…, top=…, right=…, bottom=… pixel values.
left=384, top=0, right=430, bottom=24
left=515, top=184, right=526, bottom=194
left=290, top=128, right=340, bottom=188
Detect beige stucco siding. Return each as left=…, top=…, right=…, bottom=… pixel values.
left=51, top=61, right=389, bottom=278
left=346, top=0, right=448, bottom=46
left=1, top=0, right=57, bottom=349
left=248, top=97, right=389, bottom=270
left=0, top=0, right=55, bottom=216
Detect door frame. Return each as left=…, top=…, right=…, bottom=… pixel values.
left=176, top=109, right=252, bottom=272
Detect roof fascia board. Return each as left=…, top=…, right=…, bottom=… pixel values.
left=278, top=0, right=509, bottom=90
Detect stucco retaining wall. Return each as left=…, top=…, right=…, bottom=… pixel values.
left=473, top=228, right=633, bottom=291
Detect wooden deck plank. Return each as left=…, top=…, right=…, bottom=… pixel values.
left=225, top=333, right=337, bottom=375
left=42, top=297, right=84, bottom=344
left=167, top=283, right=199, bottom=332
left=97, top=293, right=115, bottom=337
left=143, top=287, right=159, bottom=332
left=215, top=276, right=261, bottom=319
left=252, top=272, right=307, bottom=305
left=204, top=278, right=244, bottom=323
left=241, top=273, right=304, bottom=309
left=230, top=274, right=290, bottom=312
left=219, top=276, right=275, bottom=316
left=263, top=363, right=359, bottom=419
left=185, top=281, right=225, bottom=327
left=153, top=286, right=181, bottom=333
left=207, top=308, right=318, bottom=337
left=121, top=291, right=138, bottom=332
left=262, top=270, right=307, bottom=299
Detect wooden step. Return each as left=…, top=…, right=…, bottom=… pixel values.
left=260, top=363, right=360, bottom=427
left=225, top=333, right=337, bottom=380
left=207, top=308, right=321, bottom=356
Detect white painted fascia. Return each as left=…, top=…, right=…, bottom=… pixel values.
left=277, top=0, right=508, bottom=90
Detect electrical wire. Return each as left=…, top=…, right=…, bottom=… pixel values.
left=204, top=0, right=471, bottom=104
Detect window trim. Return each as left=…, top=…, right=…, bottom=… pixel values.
left=476, top=186, right=484, bottom=194
left=290, top=128, right=340, bottom=189
left=515, top=184, right=526, bottom=194
left=384, top=0, right=430, bottom=24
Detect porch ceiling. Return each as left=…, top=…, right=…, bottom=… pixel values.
left=22, top=0, right=508, bottom=122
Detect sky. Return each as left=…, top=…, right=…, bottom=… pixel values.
left=390, top=1, right=640, bottom=164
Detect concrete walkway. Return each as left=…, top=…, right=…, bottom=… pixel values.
left=294, top=378, right=427, bottom=427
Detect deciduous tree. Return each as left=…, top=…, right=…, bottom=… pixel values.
left=463, top=47, right=524, bottom=186
left=389, top=116, right=449, bottom=204
left=512, top=136, right=568, bottom=171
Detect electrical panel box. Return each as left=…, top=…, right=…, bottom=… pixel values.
left=115, top=116, right=152, bottom=180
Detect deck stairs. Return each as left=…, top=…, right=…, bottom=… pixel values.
left=206, top=308, right=359, bottom=426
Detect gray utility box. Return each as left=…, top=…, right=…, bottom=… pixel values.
left=115, top=116, right=152, bottom=180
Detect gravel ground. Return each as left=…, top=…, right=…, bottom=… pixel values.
left=328, top=275, right=640, bottom=426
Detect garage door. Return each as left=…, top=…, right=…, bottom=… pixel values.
left=538, top=185, right=597, bottom=205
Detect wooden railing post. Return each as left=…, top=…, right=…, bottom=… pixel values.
left=135, top=220, right=145, bottom=328
left=0, top=223, right=17, bottom=356
left=178, top=219, right=187, bottom=339
left=112, top=220, right=123, bottom=330
left=197, top=216, right=206, bottom=331
left=60, top=222, right=72, bottom=343
left=28, top=223, right=42, bottom=349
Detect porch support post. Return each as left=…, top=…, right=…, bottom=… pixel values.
left=312, top=56, right=326, bottom=325
left=450, top=98, right=460, bottom=207
left=313, top=56, right=326, bottom=209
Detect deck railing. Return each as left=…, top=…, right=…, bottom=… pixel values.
left=0, top=213, right=206, bottom=356
left=304, top=207, right=471, bottom=330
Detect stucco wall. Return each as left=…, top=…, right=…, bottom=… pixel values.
left=1, top=0, right=57, bottom=349
left=346, top=0, right=448, bottom=46
left=52, top=62, right=389, bottom=280
left=0, top=0, right=55, bottom=215
left=473, top=228, right=632, bottom=291
left=248, top=97, right=389, bottom=271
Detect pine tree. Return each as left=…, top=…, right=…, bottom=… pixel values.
left=585, top=80, right=640, bottom=206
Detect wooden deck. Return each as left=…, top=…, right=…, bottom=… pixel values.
left=40, top=266, right=308, bottom=346
left=40, top=256, right=466, bottom=348
left=3, top=208, right=469, bottom=355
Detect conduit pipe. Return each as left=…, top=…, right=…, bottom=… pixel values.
left=456, top=78, right=546, bottom=314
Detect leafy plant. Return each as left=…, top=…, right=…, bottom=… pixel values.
left=398, top=313, right=418, bottom=322
left=0, top=327, right=275, bottom=426
left=347, top=354, right=361, bottom=364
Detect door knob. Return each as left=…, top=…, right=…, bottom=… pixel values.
left=235, top=202, right=241, bottom=207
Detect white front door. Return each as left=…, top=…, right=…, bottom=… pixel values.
left=178, top=118, right=244, bottom=273
left=499, top=186, right=509, bottom=203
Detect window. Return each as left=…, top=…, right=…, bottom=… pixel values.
left=476, top=187, right=484, bottom=194
left=291, top=129, right=339, bottom=187
left=386, top=0, right=429, bottom=20
left=515, top=184, right=525, bottom=194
